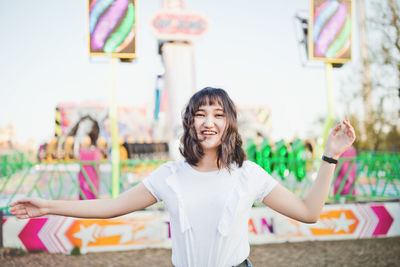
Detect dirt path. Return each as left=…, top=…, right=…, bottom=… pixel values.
left=1, top=237, right=400, bottom=266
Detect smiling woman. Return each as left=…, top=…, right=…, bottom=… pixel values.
left=180, top=87, right=245, bottom=171
left=10, top=87, right=356, bottom=267
left=194, top=104, right=226, bottom=148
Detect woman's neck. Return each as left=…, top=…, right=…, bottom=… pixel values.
left=193, top=150, right=223, bottom=172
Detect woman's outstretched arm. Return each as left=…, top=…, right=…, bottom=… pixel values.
left=262, top=119, right=356, bottom=223
left=9, top=183, right=157, bottom=219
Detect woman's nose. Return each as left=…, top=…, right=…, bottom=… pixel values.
left=204, top=116, right=214, bottom=127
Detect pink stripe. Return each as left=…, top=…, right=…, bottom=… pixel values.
left=371, top=205, right=393, bottom=236
left=314, top=1, right=329, bottom=18
left=18, top=218, right=48, bottom=252
left=54, top=218, right=68, bottom=253
left=90, top=0, right=99, bottom=11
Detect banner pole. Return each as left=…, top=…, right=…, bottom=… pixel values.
left=110, top=56, right=120, bottom=198
left=316, top=62, right=335, bottom=160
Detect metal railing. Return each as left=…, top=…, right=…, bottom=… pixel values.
left=0, top=152, right=34, bottom=178
left=0, top=159, right=166, bottom=213
left=0, top=152, right=399, bottom=213
left=260, top=152, right=400, bottom=203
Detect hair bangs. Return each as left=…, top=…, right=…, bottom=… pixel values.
left=192, top=89, right=225, bottom=113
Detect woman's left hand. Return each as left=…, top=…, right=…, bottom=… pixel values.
left=324, top=119, right=356, bottom=159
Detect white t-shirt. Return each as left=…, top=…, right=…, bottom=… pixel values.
left=143, top=160, right=278, bottom=267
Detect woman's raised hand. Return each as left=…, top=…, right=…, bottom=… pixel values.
left=9, top=198, right=49, bottom=219
left=324, top=119, right=356, bottom=159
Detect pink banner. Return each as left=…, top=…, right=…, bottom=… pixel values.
left=79, top=148, right=101, bottom=200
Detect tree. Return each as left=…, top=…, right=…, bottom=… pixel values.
left=340, top=0, right=400, bottom=151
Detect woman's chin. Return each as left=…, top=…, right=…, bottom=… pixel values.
left=201, top=144, right=220, bottom=153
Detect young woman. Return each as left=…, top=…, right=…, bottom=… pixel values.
left=10, top=87, right=356, bottom=267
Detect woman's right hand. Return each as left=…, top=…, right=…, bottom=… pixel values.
left=9, top=198, right=49, bottom=219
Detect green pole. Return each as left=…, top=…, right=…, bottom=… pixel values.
left=110, top=57, right=120, bottom=198
left=316, top=62, right=336, bottom=160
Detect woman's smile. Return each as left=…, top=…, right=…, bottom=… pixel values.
left=201, top=130, right=217, bottom=136
left=194, top=104, right=226, bottom=151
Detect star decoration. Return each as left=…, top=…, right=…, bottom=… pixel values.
left=333, top=212, right=355, bottom=233
left=73, top=224, right=97, bottom=249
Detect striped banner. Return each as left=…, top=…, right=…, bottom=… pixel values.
left=3, top=202, right=399, bottom=253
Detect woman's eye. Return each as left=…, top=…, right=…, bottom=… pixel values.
left=216, top=114, right=225, bottom=117
left=195, top=113, right=205, bottom=117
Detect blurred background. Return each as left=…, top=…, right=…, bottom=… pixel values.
left=0, top=0, right=398, bottom=155
left=0, top=0, right=400, bottom=263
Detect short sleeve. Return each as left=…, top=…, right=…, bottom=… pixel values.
left=142, top=163, right=172, bottom=202
left=244, top=161, right=278, bottom=203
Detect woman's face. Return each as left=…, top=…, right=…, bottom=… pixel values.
left=194, top=103, right=227, bottom=153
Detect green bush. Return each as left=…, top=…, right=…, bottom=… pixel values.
left=70, top=246, right=81, bottom=256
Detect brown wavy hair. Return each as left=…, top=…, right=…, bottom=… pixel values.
left=180, top=87, right=245, bottom=169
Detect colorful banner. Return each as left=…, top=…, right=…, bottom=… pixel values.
left=150, top=10, right=208, bottom=41
left=3, top=202, right=399, bottom=253
left=88, top=0, right=136, bottom=58
left=56, top=102, right=155, bottom=144
left=237, top=105, right=272, bottom=141
left=309, top=0, right=352, bottom=63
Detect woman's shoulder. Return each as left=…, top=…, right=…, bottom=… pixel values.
left=238, top=160, right=272, bottom=179
left=151, top=160, right=186, bottom=175
left=239, top=160, right=262, bottom=171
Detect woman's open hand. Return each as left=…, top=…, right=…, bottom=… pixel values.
left=324, top=119, right=356, bottom=159
left=9, top=198, right=49, bottom=219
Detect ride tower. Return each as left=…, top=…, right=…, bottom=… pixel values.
left=150, top=0, right=208, bottom=159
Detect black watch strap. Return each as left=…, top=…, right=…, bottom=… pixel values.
left=322, top=155, right=338, bottom=164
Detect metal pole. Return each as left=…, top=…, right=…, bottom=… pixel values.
left=316, top=63, right=335, bottom=159
left=110, top=57, right=120, bottom=198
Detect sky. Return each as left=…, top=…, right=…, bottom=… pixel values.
left=0, top=0, right=360, bottom=145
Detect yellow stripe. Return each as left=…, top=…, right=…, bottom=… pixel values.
left=55, top=124, right=62, bottom=136
left=55, top=109, right=61, bottom=122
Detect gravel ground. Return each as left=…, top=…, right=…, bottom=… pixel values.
left=1, top=237, right=400, bottom=267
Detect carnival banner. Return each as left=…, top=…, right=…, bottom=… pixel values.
left=88, top=0, right=136, bottom=58
left=3, top=202, right=399, bottom=253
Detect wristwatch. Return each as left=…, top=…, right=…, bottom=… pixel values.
left=322, top=155, right=338, bottom=164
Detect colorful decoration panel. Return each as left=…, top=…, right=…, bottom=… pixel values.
left=3, top=203, right=399, bottom=253
left=309, top=0, right=352, bottom=63
left=88, top=0, right=136, bottom=58
left=56, top=102, right=154, bottom=143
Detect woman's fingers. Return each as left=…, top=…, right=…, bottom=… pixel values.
left=332, top=123, right=342, bottom=135
left=343, top=119, right=353, bottom=130
left=343, top=120, right=355, bottom=138
left=9, top=201, right=22, bottom=207
left=10, top=206, right=27, bottom=215
left=12, top=209, right=28, bottom=216
left=339, top=120, right=356, bottom=143
left=10, top=199, right=31, bottom=207
left=10, top=203, right=32, bottom=211
left=9, top=199, right=42, bottom=219
left=9, top=205, right=25, bottom=212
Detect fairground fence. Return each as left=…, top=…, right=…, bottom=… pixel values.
left=0, top=152, right=399, bottom=213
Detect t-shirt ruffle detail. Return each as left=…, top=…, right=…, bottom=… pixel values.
left=165, top=162, right=192, bottom=233
left=217, top=167, right=249, bottom=236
